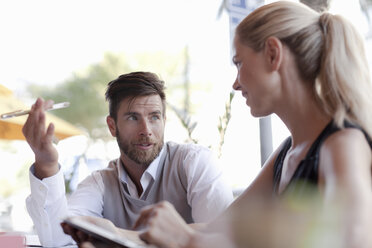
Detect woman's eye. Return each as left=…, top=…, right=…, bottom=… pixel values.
left=232, top=57, right=241, bottom=67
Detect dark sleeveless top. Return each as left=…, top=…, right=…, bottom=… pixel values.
left=273, top=120, right=372, bottom=197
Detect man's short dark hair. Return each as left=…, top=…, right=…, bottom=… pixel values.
left=105, top=71, right=166, bottom=120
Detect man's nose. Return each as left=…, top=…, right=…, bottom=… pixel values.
left=139, top=119, right=152, bottom=136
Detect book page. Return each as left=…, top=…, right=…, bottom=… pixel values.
left=63, top=217, right=153, bottom=248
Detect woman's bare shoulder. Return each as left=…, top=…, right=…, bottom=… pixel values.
left=319, top=127, right=371, bottom=185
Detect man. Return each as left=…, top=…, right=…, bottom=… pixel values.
left=23, top=71, right=233, bottom=247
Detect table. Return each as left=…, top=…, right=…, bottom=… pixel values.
left=0, top=232, right=77, bottom=248
left=26, top=234, right=78, bottom=247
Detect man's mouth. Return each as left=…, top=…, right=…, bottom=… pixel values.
left=135, top=142, right=154, bottom=150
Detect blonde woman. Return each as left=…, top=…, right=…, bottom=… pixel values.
left=76, top=1, right=372, bottom=247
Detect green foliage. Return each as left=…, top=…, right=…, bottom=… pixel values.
left=167, top=90, right=235, bottom=156
left=217, top=91, right=235, bottom=157
left=27, top=51, right=187, bottom=140
left=28, top=53, right=130, bottom=140
left=168, top=103, right=198, bottom=144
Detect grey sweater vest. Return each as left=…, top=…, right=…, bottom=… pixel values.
left=101, top=142, right=193, bottom=229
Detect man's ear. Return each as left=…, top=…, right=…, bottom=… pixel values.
left=264, top=36, right=283, bottom=71
left=106, top=116, right=117, bottom=137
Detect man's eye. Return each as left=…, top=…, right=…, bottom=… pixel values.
left=128, top=116, right=137, bottom=121
left=151, top=115, right=160, bottom=121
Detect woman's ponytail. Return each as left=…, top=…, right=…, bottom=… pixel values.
left=316, top=13, right=372, bottom=136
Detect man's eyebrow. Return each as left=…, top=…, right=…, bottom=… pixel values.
left=123, top=111, right=139, bottom=116
left=150, top=110, right=162, bottom=115
left=123, top=111, right=162, bottom=116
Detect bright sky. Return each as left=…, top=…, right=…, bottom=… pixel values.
left=0, top=0, right=232, bottom=91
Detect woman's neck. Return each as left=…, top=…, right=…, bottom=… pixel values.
left=279, top=101, right=331, bottom=148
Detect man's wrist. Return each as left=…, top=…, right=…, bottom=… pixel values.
left=34, top=161, right=59, bottom=179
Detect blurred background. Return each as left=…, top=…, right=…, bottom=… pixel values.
left=0, top=0, right=371, bottom=233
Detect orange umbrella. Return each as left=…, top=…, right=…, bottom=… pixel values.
left=0, top=84, right=83, bottom=141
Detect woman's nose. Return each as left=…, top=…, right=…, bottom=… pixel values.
left=232, top=77, right=241, bottom=91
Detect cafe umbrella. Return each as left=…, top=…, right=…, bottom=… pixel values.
left=0, top=84, right=83, bottom=141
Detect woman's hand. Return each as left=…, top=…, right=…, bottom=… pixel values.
left=133, top=201, right=195, bottom=248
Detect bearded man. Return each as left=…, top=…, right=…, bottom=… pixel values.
left=23, top=71, right=233, bottom=247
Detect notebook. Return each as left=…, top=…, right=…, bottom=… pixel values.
left=62, top=217, right=152, bottom=248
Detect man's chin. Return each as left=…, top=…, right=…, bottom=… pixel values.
left=121, top=142, right=163, bottom=166
left=129, top=150, right=159, bottom=166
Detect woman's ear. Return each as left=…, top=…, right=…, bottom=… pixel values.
left=264, top=36, right=283, bottom=71
left=106, top=116, right=117, bottom=137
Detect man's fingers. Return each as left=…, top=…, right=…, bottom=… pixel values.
left=23, top=98, right=57, bottom=150
left=23, top=100, right=41, bottom=144
left=61, top=223, right=80, bottom=243
left=44, top=99, right=54, bottom=110
left=38, top=99, right=55, bottom=145
left=36, top=107, right=47, bottom=145
left=45, top=123, right=55, bottom=144
left=23, top=98, right=46, bottom=146
left=60, top=222, right=69, bottom=234
left=61, top=223, right=91, bottom=244
left=76, top=230, right=89, bottom=242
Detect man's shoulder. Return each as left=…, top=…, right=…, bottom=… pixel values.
left=166, top=141, right=213, bottom=163
left=92, top=159, right=118, bottom=175
left=165, top=141, right=212, bottom=155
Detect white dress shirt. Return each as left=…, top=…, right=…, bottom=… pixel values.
left=26, top=145, right=233, bottom=247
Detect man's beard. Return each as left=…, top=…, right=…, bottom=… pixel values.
left=116, top=129, right=163, bottom=167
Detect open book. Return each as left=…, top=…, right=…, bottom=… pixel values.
left=62, top=217, right=152, bottom=248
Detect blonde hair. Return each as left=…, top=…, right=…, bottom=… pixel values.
left=236, top=1, right=372, bottom=137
